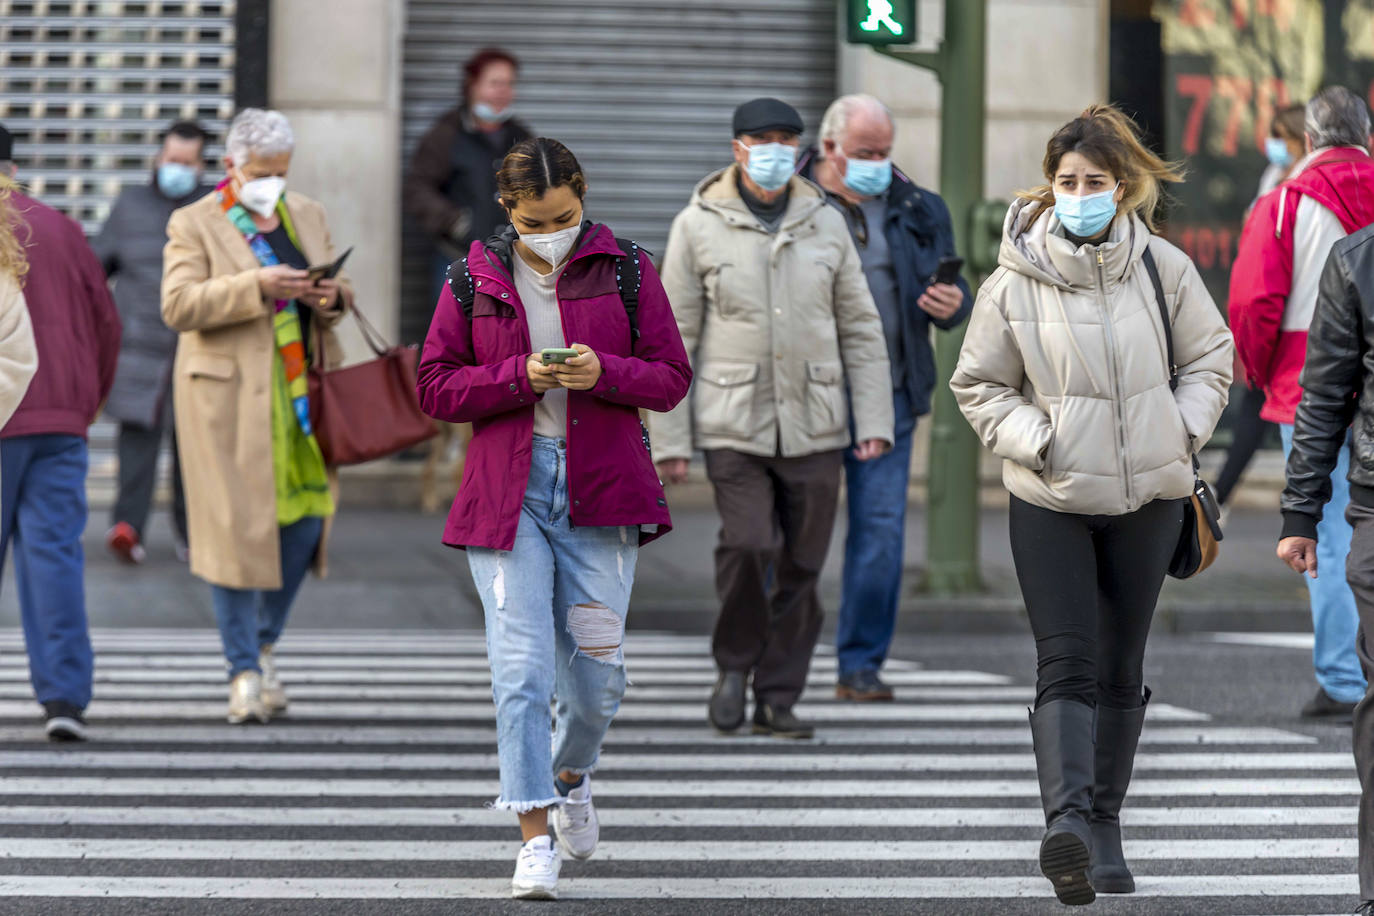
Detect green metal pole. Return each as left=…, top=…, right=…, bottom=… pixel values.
left=875, top=1, right=987, bottom=595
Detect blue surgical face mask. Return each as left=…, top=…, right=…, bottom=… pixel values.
left=1054, top=184, right=1120, bottom=239
left=737, top=140, right=796, bottom=192
left=1265, top=136, right=1294, bottom=168
left=156, top=162, right=198, bottom=199
left=842, top=156, right=893, bottom=197
left=472, top=101, right=513, bottom=123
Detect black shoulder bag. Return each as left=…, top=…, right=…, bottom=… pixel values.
left=1142, top=247, right=1223, bottom=579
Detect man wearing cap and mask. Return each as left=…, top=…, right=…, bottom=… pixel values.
left=650, top=97, right=894, bottom=740
left=93, top=120, right=213, bottom=566
left=0, top=123, right=122, bottom=742
left=797, top=95, right=971, bottom=703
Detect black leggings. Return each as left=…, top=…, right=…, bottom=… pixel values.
left=1008, top=495, right=1185, bottom=709
left=1213, top=384, right=1271, bottom=506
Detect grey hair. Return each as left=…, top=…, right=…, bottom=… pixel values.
left=819, top=94, right=894, bottom=154
left=225, top=108, right=295, bottom=163
left=1305, top=86, right=1371, bottom=151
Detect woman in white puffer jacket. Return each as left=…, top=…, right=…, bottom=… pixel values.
left=951, top=105, right=1232, bottom=905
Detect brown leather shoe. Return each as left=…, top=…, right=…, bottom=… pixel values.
left=836, top=670, right=894, bottom=701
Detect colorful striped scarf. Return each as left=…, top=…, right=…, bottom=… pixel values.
left=216, top=178, right=312, bottom=436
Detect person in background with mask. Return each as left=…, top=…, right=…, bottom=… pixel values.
left=651, top=97, right=894, bottom=741
left=404, top=47, right=532, bottom=297
left=0, top=123, right=121, bottom=743
left=161, top=108, right=352, bottom=725
left=1231, top=87, right=1374, bottom=722
left=417, top=137, right=691, bottom=900
left=796, top=94, right=971, bottom=702
left=1256, top=103, right=1308, bottom=201
left=94, top=120, right=213, bottom=565
left=952, top=105, right=1232, bottom=903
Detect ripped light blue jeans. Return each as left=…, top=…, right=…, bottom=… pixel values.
left=468, top=434, right=639, bottom=812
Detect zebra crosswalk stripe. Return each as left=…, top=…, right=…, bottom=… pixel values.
left=0, top=628, right=1353, bottom=905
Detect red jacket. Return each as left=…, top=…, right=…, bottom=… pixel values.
left=4, top=192, right=120, bottom=440
left=416, top=224, right=692, bottom=551
left=1229, top=148, right=1374, bottom=423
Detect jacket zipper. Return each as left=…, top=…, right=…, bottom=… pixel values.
left=1095, top=248, right=1133, bottom=511
left=552, top=270, right=576, bottom=529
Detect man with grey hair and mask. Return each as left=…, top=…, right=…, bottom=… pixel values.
left=796, top=95, right=970, bottom=701
left=1232, top=85, right=1374, bottom=722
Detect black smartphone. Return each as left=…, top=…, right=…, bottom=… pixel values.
left=929, top=255, right=964, bottom=286
left=306, top=246, right=353, bottom=284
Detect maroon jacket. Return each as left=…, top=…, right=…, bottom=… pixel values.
left=417, top=224, right=692, bottom=551
left=4, top=192, right=121, bottom=439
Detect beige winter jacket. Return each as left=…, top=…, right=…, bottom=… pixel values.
left=951, top=201, right=1233, bottom=516
left=650, top=165, right=894, bottom=461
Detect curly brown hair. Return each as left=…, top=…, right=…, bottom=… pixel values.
left=496, top=138, right=587, bottom=205
left=1018, top=104, right=1185, bottom=232
left=0, top=175, right=29, bottom=281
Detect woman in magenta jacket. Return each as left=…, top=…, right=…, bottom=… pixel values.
left=416, top=137, right=691, bottom=900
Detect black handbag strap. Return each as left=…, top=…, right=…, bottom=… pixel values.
left=1141, top=246, right=1176, bottom=392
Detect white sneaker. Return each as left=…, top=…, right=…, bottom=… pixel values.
left=259, top=645, right=287, bottom=713
left=553, top=775, right=599, bottom=860
left=511, top=834, right=560, bottom=900
left=227, top=670, right=269, bottom=725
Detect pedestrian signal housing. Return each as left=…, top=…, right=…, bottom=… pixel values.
left=846, top=0, right=917, bottom=45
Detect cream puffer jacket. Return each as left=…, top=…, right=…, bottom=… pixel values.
left=951, top=201, right=1233, bottom=516
left=649, top=166, right=894, bottom=462
left=0, top=272, right=37, bottom=431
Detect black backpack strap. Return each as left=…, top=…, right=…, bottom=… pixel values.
left=615, top=237, right=643, bottom=341
left=1141, top=246, right=1176, bottom=391
left=445, top=256, right=476, bottom=323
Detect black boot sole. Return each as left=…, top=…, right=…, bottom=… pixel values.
left=1090, top=871, right=1135, bottom=894
left=750, top=723, right=814, bottom=739
left=1040, top=832, right=1095, bottom=905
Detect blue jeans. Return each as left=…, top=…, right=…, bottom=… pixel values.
left=468, top=435, right=639, bottom=812
left=0, top=435, right=93, bottom=709
left=836, top=390, right=917, bottom=677
left=1281, top=424, right=1367, bottom=703
left=210, top=516, right=323, bottom=680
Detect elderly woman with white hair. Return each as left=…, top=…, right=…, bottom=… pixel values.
left=161, top=108, right=352, bottom=724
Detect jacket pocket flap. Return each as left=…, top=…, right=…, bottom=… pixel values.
left=472, top=296, right=518, bottom=319
left=183, top=352, right=236, bottom=381
left=806, top=360, right=843, bottom=384
left=699, top=361, right=759, bottom=387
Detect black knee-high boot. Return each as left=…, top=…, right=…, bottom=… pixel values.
left=1030, top=699, right=1096, bottom=905
left=1090, top=687, right=1150, bottom=893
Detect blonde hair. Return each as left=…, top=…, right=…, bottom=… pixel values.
left=0, top=174, right=29, bottom=281
left=1017, top=104, right=1184, bottom=232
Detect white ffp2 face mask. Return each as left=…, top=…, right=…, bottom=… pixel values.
left=236, top=170, right=287, bottom=217
left=517, top=219, right=583, bottom=266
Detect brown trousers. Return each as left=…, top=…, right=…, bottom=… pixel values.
left=704, top=448, right=844, bottom=708
left=1343, top=500, right=1374, bottom=899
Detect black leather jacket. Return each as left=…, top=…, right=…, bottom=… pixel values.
left=1280, top=222, right=1374, bottom=540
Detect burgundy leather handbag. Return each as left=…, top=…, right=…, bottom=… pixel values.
left=307, top=304, right=437, bottom=466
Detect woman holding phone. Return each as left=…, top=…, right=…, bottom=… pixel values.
left=417, top=137, right=692, bottom=900
left=162, top=108, right=351, bottom=725
left=951, top=105, right=1232, bottom=903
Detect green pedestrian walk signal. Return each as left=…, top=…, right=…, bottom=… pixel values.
left=847, top=0, right=916, bottom=45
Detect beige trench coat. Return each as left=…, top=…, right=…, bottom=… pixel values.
left=161, top=191, right=351, bottom=590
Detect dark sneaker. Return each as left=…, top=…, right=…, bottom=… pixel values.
left=43, top=701, right=88, bottom=742
left=1300, top=687, right=1357, bottom=720
left=752, top=703, right=814, bottom=739
left=836, top=669, right=894, bottom=702
left=708, top=671, right=747, bottom=732
left=1356, top=901, right=1374, bottom=916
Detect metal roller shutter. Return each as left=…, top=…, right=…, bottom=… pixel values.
left=399, top=0, right=837, bottom=343
left=0, top=0, right=237, bottom=234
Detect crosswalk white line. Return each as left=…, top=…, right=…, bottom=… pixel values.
left=0, top=875, right=1352, bottom=898
left=0, top=749, right=1349, bottom=772
left=0, top=837, right=1352, bottom=861
left=1, top=700, right=1206, bottom=722
left=1210, top=632, right=1315, bottom=650
left=0, top=776, right=1353, bottom=797
left=42, top=668, right=1005, bottom=686
left=0, top=723, right=1308, bottom=745
left=0, top=655, right=888, bottom=671
left=0, top=805, right=1348, bottom=828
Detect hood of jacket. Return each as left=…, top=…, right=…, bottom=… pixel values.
left=998, top=197, right=1153, bottom=293
left=1282, top=146, right=1374, bottom=235
left=689, top=164, right=829, bottom=231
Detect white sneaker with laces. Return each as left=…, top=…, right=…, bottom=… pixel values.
left=227, top=670, right=269, bottom=725
left=259, top=645, right=287, bottom=713
left=553, top=775, right=599, bottom=860
left=511, top=834, right=560, bottom=900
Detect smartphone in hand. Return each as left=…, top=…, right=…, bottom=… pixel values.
left=306, top=246, right=353, bottom=284
left=541, top=347, right=580, bottom=365
left=928, top=255, right=964, bottom=287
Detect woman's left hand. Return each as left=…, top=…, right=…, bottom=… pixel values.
left=552, top=344, right=603, bottom=390
left=302, top=278, right=342, bottom=313
left=853, top=438, right=889, bottom=461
